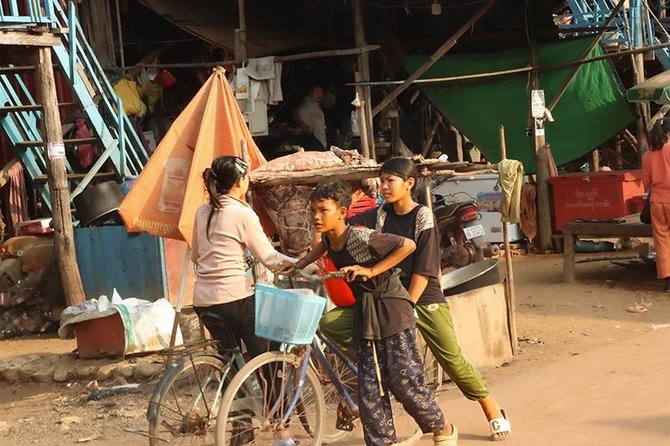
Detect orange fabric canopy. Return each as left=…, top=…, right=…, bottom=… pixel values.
left=119, top=67, right=267, bottom=245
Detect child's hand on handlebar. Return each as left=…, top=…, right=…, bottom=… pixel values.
left=339, top=265, right=372, bottom=282
left=273, top=260, right=297, bottom=275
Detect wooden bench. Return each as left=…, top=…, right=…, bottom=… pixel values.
left=562, top=217, right=653, bottom=283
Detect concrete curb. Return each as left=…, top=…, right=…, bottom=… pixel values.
left=0, top=353, right=164, bottom=384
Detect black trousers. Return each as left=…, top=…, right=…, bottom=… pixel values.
left=195, top=294, right=270, bottom=358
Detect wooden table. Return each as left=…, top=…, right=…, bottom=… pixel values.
left=563, top=217, right=653, bottom=283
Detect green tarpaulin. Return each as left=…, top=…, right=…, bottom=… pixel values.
left=405, top=38, right=634, bottom=173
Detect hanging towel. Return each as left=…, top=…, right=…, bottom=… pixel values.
left=246, top=56, right=283, bottom=104
left=5, top=161, right=29, bottom=236
left=497, top=158, right=524, bottom=224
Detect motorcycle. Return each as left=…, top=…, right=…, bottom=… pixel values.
left=432, top=193, right=500, bottom=269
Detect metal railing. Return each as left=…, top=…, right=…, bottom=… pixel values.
left=0, top=0, right=54, bottom=27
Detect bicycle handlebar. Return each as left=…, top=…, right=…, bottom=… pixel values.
left=278, top=269, right=347, bottom=282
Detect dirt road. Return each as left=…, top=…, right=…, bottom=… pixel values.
left=1, top=254, right=668, bottom=445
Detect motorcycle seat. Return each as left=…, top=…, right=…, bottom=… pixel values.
left=435, top=200, right=476, bottom=219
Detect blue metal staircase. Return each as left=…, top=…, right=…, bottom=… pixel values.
left=559, top=0, right=670, bottom=70
left=0, top=0, right=148, bottom=209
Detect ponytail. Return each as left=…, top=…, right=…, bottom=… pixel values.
left=202, top=156, right=249, bottom=241
left=649, top=118, right=670, bottom=151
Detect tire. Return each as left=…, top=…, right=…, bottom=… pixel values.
left=310, top=344, right=358, bottom=444
left=415, top=329, right=443, bottom=391
left=147, top=354, right=232, bottom=446
left=216, top=351, right=326, bottom=445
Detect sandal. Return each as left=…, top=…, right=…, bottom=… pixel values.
left=489, top=409, right=511, bottom=441
left=433, top=424, right=458, bottom=446
left=335, top=399, right=357, bottom=431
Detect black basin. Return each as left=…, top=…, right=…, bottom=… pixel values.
left=442, top=259, right=501, bottom=297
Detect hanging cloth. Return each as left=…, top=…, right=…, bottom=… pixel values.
left=497, top=158, right=524, bottom=224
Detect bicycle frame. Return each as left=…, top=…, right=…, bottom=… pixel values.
left=265, top=330, right=359, bottom=428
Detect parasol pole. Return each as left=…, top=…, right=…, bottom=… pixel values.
left=241, top=139, right=261, bottom=284
left=498, top=125, right=518, bottom=356
left=169, top=245, right=191, bottom=348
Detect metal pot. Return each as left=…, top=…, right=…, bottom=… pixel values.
left=442, top=259, right=501, bottom=297
left=73, top=181, right=125, bottom=227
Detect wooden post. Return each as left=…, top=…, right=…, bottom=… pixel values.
left=114, top=0, right=125, bottom=72
left=498, top=125, right=518, bottom=356
left=371, top=0, right=497, bottom=118
left=451, top=124, right=464, bottom=162
left=237, top=0, right=247, bottom=62
left=528, top=1, right=553, bottom=253
left=35, top=47, right=85, bottom=306
left=592, top=149, right=600, bottom=171
left=352, top=0, right=375, bottom=159
left=563, top=225, right=577, bottom=284
left=527, top=11, right=552, bottom=253
left=615, top=135, right=623, bottom=169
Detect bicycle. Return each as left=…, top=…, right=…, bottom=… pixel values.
left=214, top=270, right=425, bottom=445
left=146, top=311, right=246, bottom=445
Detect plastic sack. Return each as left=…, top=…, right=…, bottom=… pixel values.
left=114, top=79, right=146, bottom=116
left=351, top=110, right=360, bottom=136
left=138, top=69, right=163, bottom=114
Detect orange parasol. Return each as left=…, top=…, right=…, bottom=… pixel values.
left=119, top=67, right=266, bottom=245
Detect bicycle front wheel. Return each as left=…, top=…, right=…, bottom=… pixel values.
left=147, top=353, right=233, bottom=445
left=216, top=351, right=326, bottom=445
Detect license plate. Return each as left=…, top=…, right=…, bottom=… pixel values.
left=463, top=224, right=486, bottom=240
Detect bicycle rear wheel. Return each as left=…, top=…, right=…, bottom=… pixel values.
left=216, top=351, right=325, bottom=445
left=147, top=354, right=233, bottom=445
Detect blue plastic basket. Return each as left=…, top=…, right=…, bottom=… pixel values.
left=255, top=284, right=326, bottom=345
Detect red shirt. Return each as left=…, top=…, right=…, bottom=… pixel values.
left=642, top=143, right=670, bottom=204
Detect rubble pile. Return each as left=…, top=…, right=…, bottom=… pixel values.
left=0, top=236, right=64, bottom=339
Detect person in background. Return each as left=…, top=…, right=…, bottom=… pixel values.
left=293, top=182, right=457, bottom=446
left=191, top=155, right=295, bottom=358
left=321, top=157, right=511, bottom=441
left=643, top=118, right=670, bottom=291
left=294, top=84, right=328, bottom=151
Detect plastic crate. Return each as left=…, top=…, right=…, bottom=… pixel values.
left=255, top=284, right=326, bottom=345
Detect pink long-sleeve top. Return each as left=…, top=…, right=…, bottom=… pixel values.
left=191, top=196, right=292, bottom=307
left=642, top=143, right=670, bottom=204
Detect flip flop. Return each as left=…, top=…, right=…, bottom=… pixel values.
left=489, top=409, right=511, bottom=441
left=433, top=424, right=458, bottom=446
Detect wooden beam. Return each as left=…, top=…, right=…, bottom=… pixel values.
left=0, top=31, right=60, bottom=46
left=107, top=45, right=381, bottom=71
left=250, top=160, right=478, bottom=187
left=371, top=0, right=497, bottom=117
left=34, top=47, right=85, bottom=306
left=349, top=66, right=532, bottom=87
